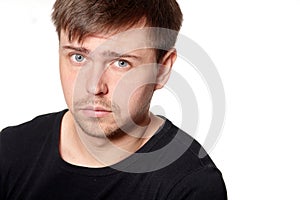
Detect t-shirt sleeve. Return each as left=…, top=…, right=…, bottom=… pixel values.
left=166, top=167, right=227, bottom=200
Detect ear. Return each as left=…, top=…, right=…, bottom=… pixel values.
left=154, top=48, right=177, bottom=90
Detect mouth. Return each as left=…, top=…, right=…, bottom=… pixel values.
left=80, top=106, right=112, bottom=118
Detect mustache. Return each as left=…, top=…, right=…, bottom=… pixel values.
left=73, top=98, right=120, bottom=111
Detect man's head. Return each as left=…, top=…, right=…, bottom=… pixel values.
left=52, top=0, right=183, bottom=61
left=51, top=0, right=183, bottom=138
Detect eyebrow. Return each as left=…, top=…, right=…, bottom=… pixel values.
left=61, top=45, right=90, bottom=54
left=61, top=45, right=142, bottom=61
left=101, top=50, right=141, bottom=60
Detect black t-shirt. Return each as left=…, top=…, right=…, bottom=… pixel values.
left=0, top=110, right=227, bottom=200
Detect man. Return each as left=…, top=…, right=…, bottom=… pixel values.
left=0, top=0, right=227, bottom=199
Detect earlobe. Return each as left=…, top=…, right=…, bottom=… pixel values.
left=155, top=49, right=177, bottom=90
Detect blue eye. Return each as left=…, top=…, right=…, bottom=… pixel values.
left=71, top=54, right=86, bottom=63
left=115, top=60, right=129, bottom=68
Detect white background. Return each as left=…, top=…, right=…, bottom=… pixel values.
left=1, top=0, right=300, bottom=199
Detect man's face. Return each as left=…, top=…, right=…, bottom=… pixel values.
left=59, top=28, right=160, bottom=138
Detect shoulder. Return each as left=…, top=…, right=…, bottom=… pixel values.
left=152, top=118, right=227, bottom=199
left=153, top=118, right=217, bottom=170
left=0, top=110, right=66, bottom=159
left=166, top=166, right=227, bottom=200
left=0, top=110, right=66, bottom=141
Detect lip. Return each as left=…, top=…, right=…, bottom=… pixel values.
left=80, top=106, right=112, bottom=118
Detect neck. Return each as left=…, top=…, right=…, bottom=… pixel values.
left=60, top=111, right=164, bottom=168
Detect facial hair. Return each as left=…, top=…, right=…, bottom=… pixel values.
left=71, top=97, right=123, bottom=138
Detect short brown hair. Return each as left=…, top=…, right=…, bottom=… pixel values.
left=51, top=0, right=183, bottom=61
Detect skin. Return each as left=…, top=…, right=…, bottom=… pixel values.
left=59, top=26, right=177, bottom=167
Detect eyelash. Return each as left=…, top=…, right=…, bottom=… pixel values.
left=112, top=59, right=131, bottom=69
left=69, top=53, right=87, bottom=66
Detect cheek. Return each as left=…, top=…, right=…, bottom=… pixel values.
left=59, top=58, right=78, bottom=108
left=111, top=67, right=157, bottom=114
left=129, top=85, right=154, bottom=110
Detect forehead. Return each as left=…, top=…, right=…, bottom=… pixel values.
left=60, top=29, right=157, bottom=62
left=60, top=26, right=155, bottom=54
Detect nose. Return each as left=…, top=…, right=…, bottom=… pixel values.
left=86, top=62, right=109, bottom=96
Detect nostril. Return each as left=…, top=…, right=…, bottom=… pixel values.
left=86, top=75, right=109, bottom=96
left=88, top=83, right=109, bottom=96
